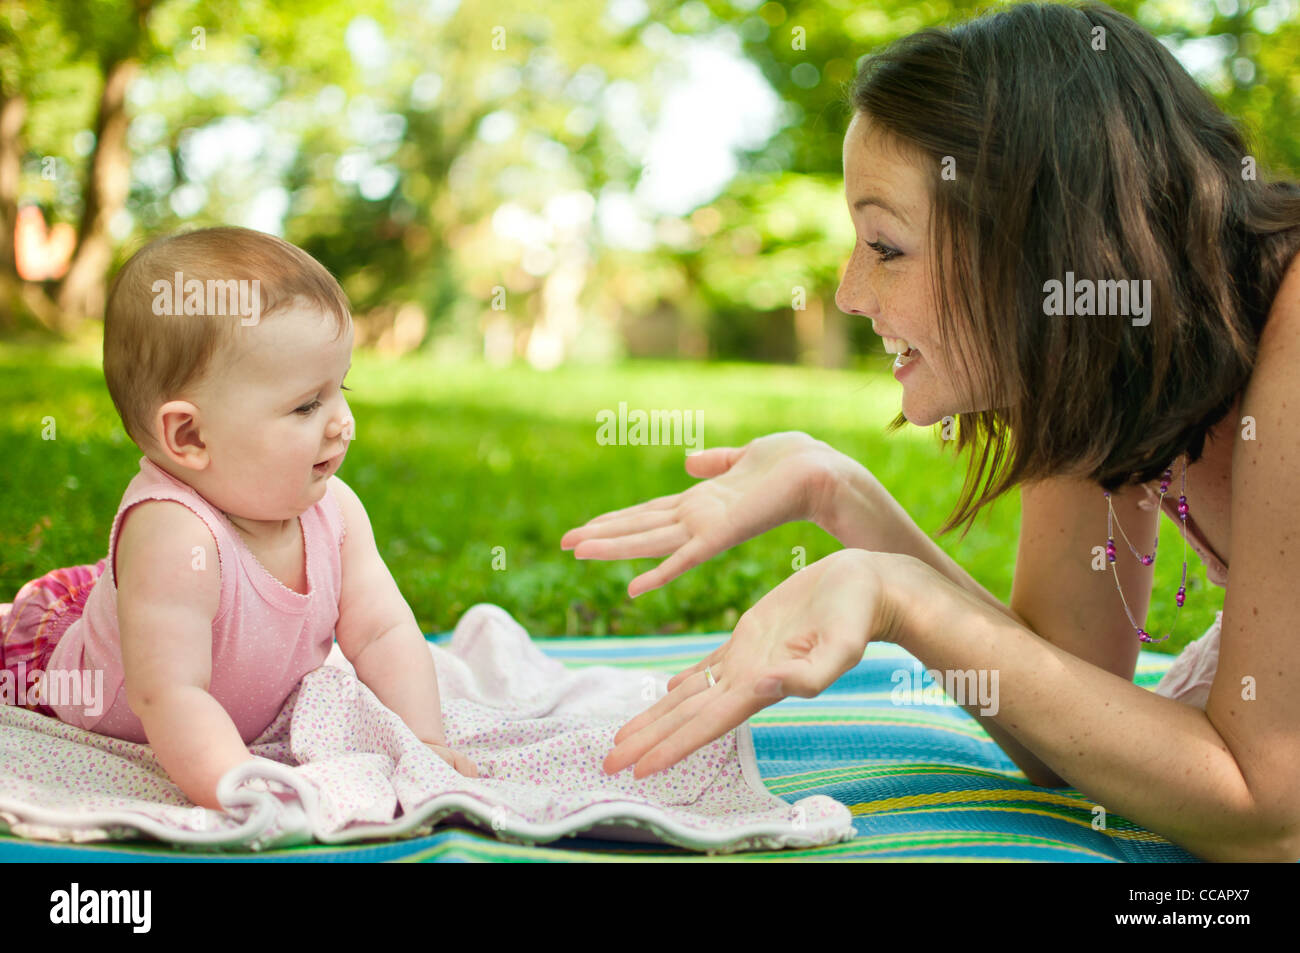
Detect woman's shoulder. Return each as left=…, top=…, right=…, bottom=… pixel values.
left=1245, top=251, right=1300, bottom=393
left=1264, top=250, right=1300, bottom=330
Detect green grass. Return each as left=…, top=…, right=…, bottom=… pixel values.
left=0, top=328, right=1218, bottom=650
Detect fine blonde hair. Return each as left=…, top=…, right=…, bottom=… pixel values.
left=103, top=226, right=352, bottom=453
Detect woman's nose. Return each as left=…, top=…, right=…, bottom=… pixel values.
left=835, top=247, right=878, bottom=317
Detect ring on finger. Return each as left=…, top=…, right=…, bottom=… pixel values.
left=704, top=664, right=718, bottom=688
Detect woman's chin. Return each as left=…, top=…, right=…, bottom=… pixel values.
left=899, top=399, right=939, bottom=427
left=901, top=401, right=959, bottom=429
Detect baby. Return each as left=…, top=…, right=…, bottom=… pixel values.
left=0, top=225, right=478, bottom=808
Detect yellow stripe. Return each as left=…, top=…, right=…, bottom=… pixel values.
left=859, top=805, right=1173, bottom=846
left=762, top=762, right=1031, bottom=790
left=857, top=787, right=1092, bottom=812
left=850, top=791, right=1174, bottom=844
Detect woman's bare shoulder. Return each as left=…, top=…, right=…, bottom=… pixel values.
left=1265, top=250, right=1300, bottom=329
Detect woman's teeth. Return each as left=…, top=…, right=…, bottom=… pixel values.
left=884, top=336, right=919, bottom=362
left=886, top=336, right=921, bottom=369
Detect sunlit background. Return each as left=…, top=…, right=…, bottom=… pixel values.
left=1, top=0, right=1297, bottom=636
left=6, top=0, right=1295, bottom=365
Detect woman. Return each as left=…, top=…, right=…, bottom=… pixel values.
left=560, top=1, right=1300, bottom=862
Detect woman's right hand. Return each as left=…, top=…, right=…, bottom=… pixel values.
left=559, top=431, right=851, bottom=598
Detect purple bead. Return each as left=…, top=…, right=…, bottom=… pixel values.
left=1141, top=555, right=1153, bottom=565
left=1138, top=629, right=1150, bottom=642
left=1177, top=502, right=1188, bottom=517
left=1176, top=592, right=1185, bottom=607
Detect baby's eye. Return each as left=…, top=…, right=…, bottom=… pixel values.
left=296, top=382, right=351, bottom=415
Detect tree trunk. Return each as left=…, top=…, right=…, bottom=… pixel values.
left=0, top=91, right=24, bottom=331
left=55, top=58, right=137, bottom=330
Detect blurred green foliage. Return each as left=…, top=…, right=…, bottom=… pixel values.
left=2, top=0, right=1295, bottom=360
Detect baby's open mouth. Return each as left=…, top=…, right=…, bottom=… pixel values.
left=313, top=453, right=340, bottom=475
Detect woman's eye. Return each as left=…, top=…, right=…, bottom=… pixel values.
left=865, top=239, right=901, bottom=262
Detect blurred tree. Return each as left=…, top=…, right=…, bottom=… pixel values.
left=0, top=0, right=1296, bottom=361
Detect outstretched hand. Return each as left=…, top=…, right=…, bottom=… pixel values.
left=601, top=549, right=914, bottom=779
left=560, top=432, right=844, bottom=597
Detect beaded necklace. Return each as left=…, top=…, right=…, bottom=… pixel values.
left=1102, top=457, right=1189, bottom=644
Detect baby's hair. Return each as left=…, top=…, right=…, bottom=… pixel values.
left=103, top=225, right=352, bottom=454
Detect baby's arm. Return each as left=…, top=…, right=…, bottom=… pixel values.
left=329, top=476, right=469, bottom=769
left=116, top=501, right=256, bottom=809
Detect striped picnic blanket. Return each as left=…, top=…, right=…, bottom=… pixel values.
left=0, top=631, right=1197, bottom=862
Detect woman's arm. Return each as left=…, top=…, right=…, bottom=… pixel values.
left=815, top=460, right=1157, bottom=787
left=894, top=562, right=1297, bottom=862
left=815, top=459, right=1029, bottom=622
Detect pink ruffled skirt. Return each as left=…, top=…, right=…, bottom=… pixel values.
left=0, top=560, right=107, bottom=716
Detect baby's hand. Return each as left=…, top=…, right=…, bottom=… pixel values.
left=423, top=741, right=481, bottom=778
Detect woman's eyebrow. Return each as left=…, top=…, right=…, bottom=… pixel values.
left=852, top=195, right=909, bottom=226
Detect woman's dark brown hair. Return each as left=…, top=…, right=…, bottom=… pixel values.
left=848, top=0, right=1300, bottom=538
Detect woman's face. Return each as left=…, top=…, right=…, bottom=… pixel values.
left=835, top=111, right=984, bottom=425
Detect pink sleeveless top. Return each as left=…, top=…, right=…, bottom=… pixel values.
left=46, top=456, right=346, bottom=744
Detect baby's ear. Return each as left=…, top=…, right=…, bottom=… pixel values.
left=154, top=400, right=211, bottom=472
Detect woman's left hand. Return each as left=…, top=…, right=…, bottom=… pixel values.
left=602, top=548, right=917, bottom=779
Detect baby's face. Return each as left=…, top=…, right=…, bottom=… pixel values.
left=174, top=299, right=355, bottom=522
